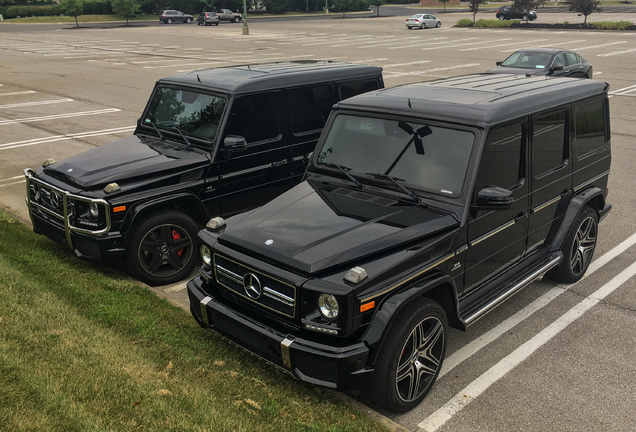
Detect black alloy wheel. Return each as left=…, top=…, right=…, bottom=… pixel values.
left=125, top=209, right=199, bottom=286
left=549, top=206, right=598, bottom=283
left=364, top=298, right=447, bottom=413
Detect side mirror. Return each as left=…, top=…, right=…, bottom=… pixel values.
left=223, top=135, right=247, bottom=153
left=496, top=61, right=503, bottom=66
left=474, top=186, right=514, bottom=210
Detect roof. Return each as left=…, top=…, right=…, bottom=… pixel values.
left=157, top=61, right=384, bottom=94
left=334, top=74, right=608, bottom=128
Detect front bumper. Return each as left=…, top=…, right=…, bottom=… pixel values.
left=187, top=275, right=373, bottom=391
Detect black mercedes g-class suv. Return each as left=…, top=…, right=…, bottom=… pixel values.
left=187, top=74, right=611, bottom=412
left=24, top=61, right=384, bottom=285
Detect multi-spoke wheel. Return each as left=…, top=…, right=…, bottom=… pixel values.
left=125, top=209, right=199, bottom=286
left=364, top=298, right=447, bottom=413
left=548, top=206, right=598, bottom=283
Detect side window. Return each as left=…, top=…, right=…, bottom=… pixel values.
left=553, top=53, right=566, bottom=68
left=574, top=99, right=606, bottom=159
left=225, top=93, right=281, bottom=144
left=288, top=85, right=336, bottom=135
left=565, top=52, right=579, bottom=66
left=474, top=122, right=524, bottom=198
left=339, top=80, right=381, bottom=100
left=532, top=109, right=567, bottom=177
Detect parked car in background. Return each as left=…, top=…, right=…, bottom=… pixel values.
left=405, top=13, right=441, bottom=29
left=485, top=48, right=593, bottom=78
left=24, top=61, right=384, bottom=286
left=159, top=10, right=193, bottom=24
left=197, top=12, right=220, bottom=26
left=216, top=8, right=243, bottom=22
left=496, top=6, right=537, bottom=21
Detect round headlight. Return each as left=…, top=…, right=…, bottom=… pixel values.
left=89, top=202, right=99, bottom=217
left=318, top=294, right=339, bottom=320
left=201, top=245, right=212, bottom=266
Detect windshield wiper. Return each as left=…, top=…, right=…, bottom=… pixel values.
left=172, top=125, right=192, bottom=148
left=366, top=172, right=421, bottom=204
left=148, top=121, right=165, bottom=140
left=321, top=162, right=364, bottom=189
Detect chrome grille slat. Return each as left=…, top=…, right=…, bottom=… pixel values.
left=214, top=254, right=296, bottom=318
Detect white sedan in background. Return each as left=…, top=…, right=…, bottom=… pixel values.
left=406, top=14, right=442, bottom=29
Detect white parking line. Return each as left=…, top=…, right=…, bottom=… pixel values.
left=0, top=98, right=73, bottom=110
left=610, top=84, right=636, bottom=96
left=598, top=47, right=636, bottom=57
left=0, top=126, right=135, bottom=151
left=0, top=91, right=37, bottom=97
left=573, top=41, right=628, bottom=51
left=420, top=233, right=636, bottom=432
left=0, top=108, right=121, bottom=126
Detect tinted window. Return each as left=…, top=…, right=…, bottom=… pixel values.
left=225, top=93, right=281, bottom=144
left=476, top=122, right=524, bottom=193
left=575, top=99, right=606, bottom=159
left=532, top=110, right=567, bottom=177
left=553, top=54, right=566, bottom=68
left=289, top=85, right=335, bottom=134
left=564, top=52, right=579, bottom=66
left=339, top=80, right=381, bottom=100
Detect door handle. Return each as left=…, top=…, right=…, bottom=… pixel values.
left=272, top=159, right=287, bottom=167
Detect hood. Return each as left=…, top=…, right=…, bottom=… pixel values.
left=219, top=181, right=458, bottom=274
left=485, top=66, right=547, bottom=76
left=42, top=135, right=210, bottom=189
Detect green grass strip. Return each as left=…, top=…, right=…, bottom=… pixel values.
left=0, top=210, right=388, bottom=432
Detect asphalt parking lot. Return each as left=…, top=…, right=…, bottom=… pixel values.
left=1, top=6, right=636, bottom=431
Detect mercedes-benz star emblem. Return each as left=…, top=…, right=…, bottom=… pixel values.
left=242, top=273, right=262, bottom=300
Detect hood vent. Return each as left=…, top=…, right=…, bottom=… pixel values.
left=181, top=169, right=203, bottom=183
left=432, top=238, right=452, bottom=256
left=332, top=188, right=397, bottom=207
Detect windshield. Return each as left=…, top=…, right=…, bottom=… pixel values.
left=315, top=115, right=474, bottom=197
left=143, top=86, right=227, bottom=144
left=501, top=51, right=553, bottom=69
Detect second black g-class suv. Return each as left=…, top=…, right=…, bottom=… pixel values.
left=187, top=74, right=611, bottom=412
left=24, top=61, right=384, bottom=285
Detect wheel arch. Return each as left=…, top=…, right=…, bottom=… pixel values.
left=121, top=193, right=210, bottom=245
left=363, top=273, right=460, bottom=366
left=549, top=186, right=607, bottom=253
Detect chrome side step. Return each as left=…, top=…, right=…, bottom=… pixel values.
left=461, top=254, right=562, bottom=327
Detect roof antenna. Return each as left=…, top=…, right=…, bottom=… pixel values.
left=197, top=74, right=201, bottom=83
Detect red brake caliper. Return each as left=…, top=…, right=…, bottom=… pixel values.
left=171, top=229, right=183, bottom=258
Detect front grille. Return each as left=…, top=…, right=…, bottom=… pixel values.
left=214, top=254, right=296, bottom=318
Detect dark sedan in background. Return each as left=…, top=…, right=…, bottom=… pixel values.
left=485, top=48, right=593, bottom=79
left=496, top=6, right=537, bottom=21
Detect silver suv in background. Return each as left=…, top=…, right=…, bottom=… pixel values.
left=159, top=10, right=194, bottom=24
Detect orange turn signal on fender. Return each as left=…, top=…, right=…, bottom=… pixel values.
left=113, top=206, right=126, bottom=213
left=360, top=301, right=375, bottom=313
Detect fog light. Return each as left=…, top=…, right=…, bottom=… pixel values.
left=318, top=294, right=339, bottom=320
left=89, top=202, right=99, bottom=217
left=201, top=245, right=212, bottom=266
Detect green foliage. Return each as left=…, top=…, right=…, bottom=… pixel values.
left=369, top=0, right=386, bottom=16
left=62, top=0, right=83, bottom=26
left=456, top=18, right=473, bottom=26
left=593, top=19, right=632, bottom=29
left=262, top=0, right=290, bottom=13
left=474, top=18, right=517, bottom=26
left=468, top=0, right=487, bottom=22
left=111, top=0, right=141, bottom=24
left=331, top=0, right=368, bottom=16
left=512, top=0, right=539, bottom=20
left=0, top=4, right=64, bottom=18
left=566, top=0, right=601, bottom=23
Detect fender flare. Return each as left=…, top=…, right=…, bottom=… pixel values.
left=549, top=186, right=605, bottom=253
left=120, top=192, right=210, bottom=242
left=362, top=273, right=459, bottom=366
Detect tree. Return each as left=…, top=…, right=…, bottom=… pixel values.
left=566, top=0, right=601, bottom=25
left=62, top=0, right=84, bottom=28
left=332, top=0, right=355, bottom=18
left=262, top=0, right=290, bottom=13
left=513, top=0, right=539, bottom=22
left=370, top=0, right=387, bottom=17
left=467, top=0, right=487, bottom=23
left=111, top=0, right=141, bottom=25
left=439, top=0, right=450, bottom=12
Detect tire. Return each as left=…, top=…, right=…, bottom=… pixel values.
left=436, top=21, right=441, bottom=28
left=548, top=206, right=598, bottom=284
left=498, top=15, right=505, bottom=20
left=234, top=16, right=241, bottom=23
left=166, top=18, right=173, bottom=24
left=185, top=17, right=192, bottom=23
left=420, top=23, right=426, bottom=29
left=215, top=22, right=219, bottom=25
left=125, top=209, right=199, bottom=286
left=522, top=14, right=528, bottom=21
left=364, top=298, right=447, bottom=413
left=407, top=26, right=412, bottom=29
